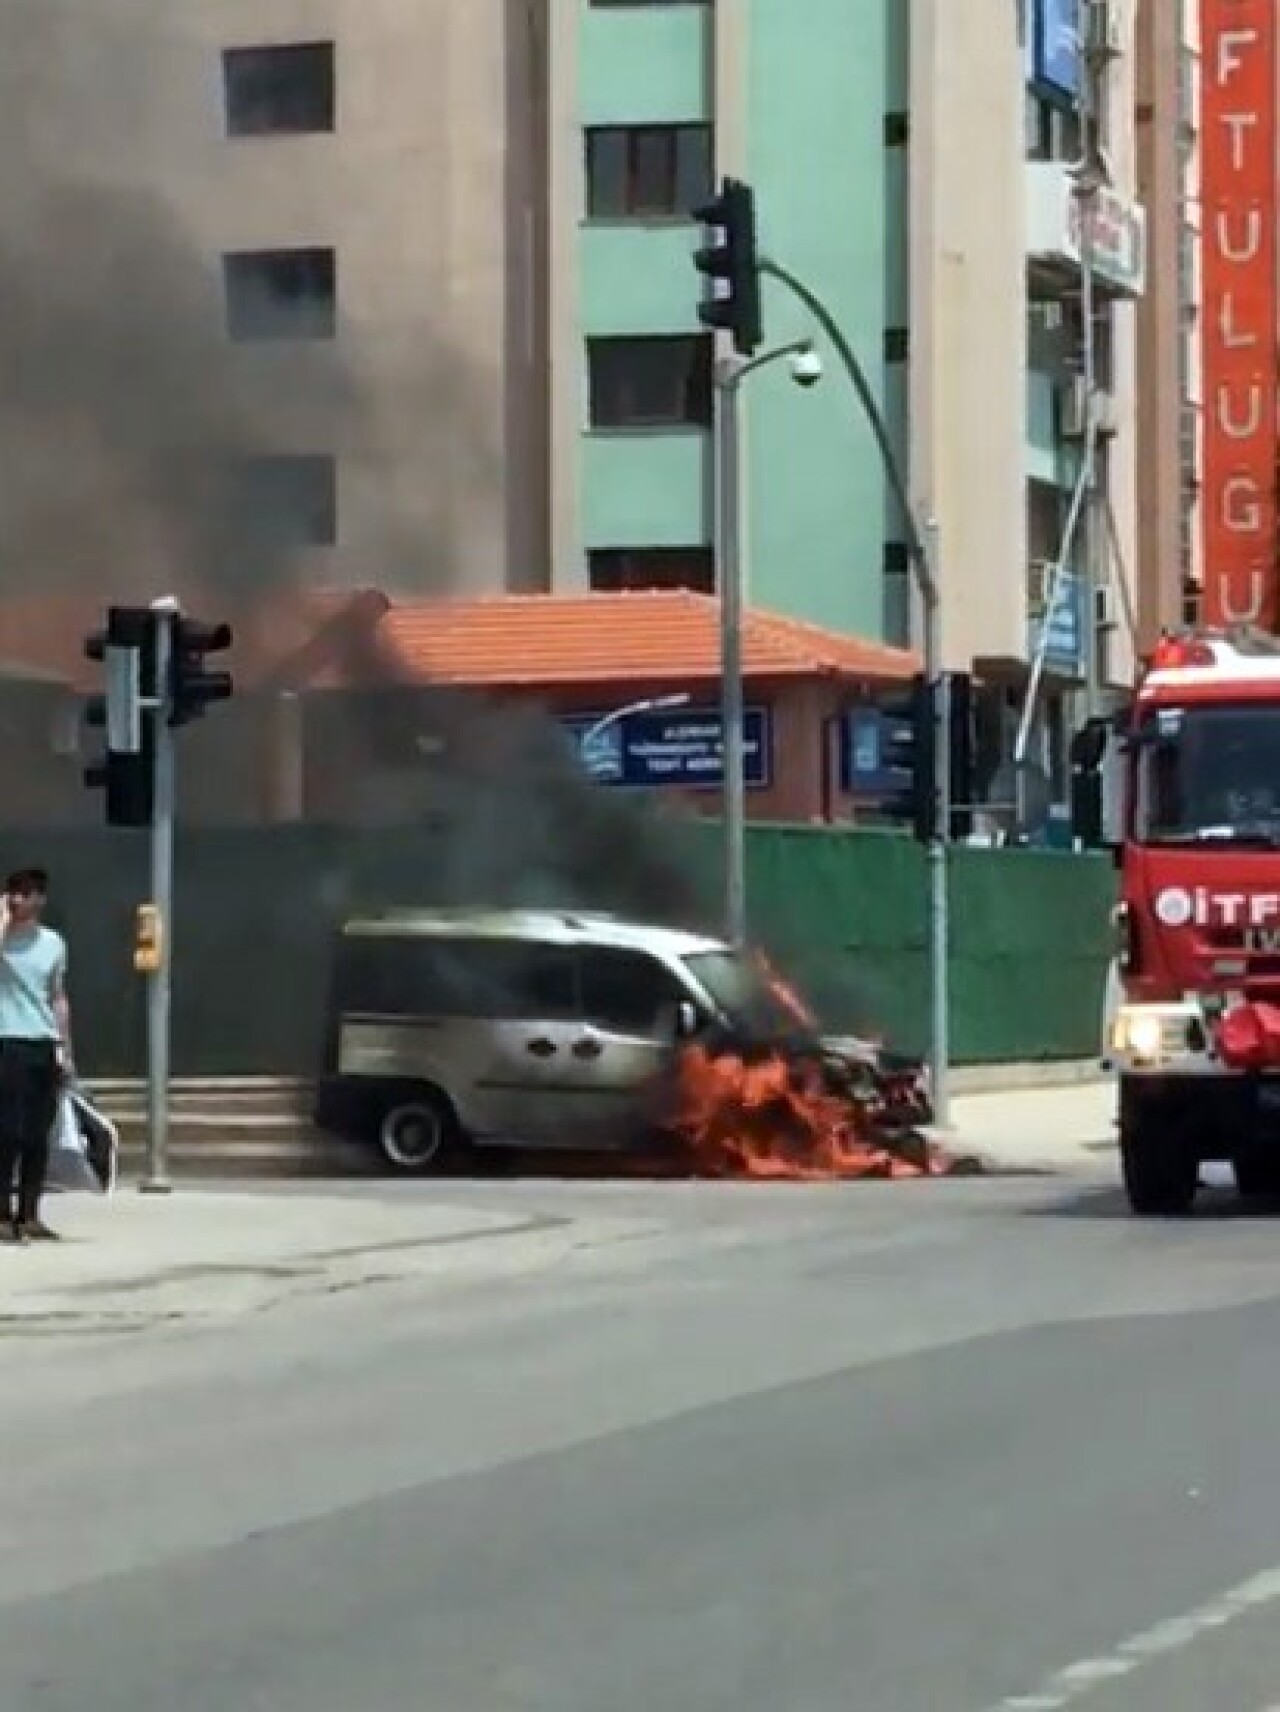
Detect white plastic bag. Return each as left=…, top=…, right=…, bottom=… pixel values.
left=47, top=1086, right=118, bottom=1196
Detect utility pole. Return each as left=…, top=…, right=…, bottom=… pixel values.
left=716, top=358, right=747, bottom=945
left=141, top=597, right=178, bottom=1195
left=924, top=533, right=950, bottom=1128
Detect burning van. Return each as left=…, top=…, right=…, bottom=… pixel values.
left=314, top=907, right=934, bottom=1177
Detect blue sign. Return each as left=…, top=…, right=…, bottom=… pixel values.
left=840, top=706, right=905, bottom=797
left=564, top=706, right=772, bottom=790
left=1028, top=567, right=1086, bottom=675
left=1032, top=0, right=1081, bottom=100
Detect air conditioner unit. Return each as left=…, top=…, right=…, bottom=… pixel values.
left=1095, top=582, right=1118, bottom=631
left=1058, top=376, right=1089, bottom=439
left=1084, top=0, right=1123, bottom=59
left=1093, top=390, right=1120, bottom=438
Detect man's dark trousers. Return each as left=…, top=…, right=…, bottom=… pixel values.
left=0, top=1038, right=59, bottom=1225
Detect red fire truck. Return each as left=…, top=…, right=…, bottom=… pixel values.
left=1073, top=628, right=1280, bottom=1215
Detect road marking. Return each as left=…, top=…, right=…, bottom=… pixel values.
left=991, top=1564, right=1280, bottom=1709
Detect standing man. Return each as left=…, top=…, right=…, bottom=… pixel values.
left=0, top=868, right=71, bottom=1243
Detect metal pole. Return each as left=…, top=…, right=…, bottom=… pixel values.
left=711, top=335, right=818, bottom=947
left=753, top=256, right=951, bottom=1118
left=717, top=363, right=747, bottom=946
left=922, top=520, right=949, bottom=1128
left=1079, top=178, right=1101, bottom=719
left=141, top=608, right=175, bottom=1195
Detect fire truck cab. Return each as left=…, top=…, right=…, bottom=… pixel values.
left=1072, top=628, right=1280, bottom=1215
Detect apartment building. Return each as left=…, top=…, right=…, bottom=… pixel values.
left=1, top=0, right=536, bottom=601
left=908, top=0, right=1144, bottom=816
left=548, top=0, right=894, bottom=640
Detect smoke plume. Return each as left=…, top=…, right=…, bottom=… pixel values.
left=0, top=0, right=713, bottom=939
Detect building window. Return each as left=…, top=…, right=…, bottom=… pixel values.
left=585, top=124, right=712, bottom=220
left=587, top=335, right=712, bottom=429
left=883, top=327, right=909, bottom=362
left=230, top=454, right=337, bottom=546
left=1023, top=93, right=1087, bottom=162
left=222, top=42, right=335, bottom=137
left=223, top=247, right=336, bottom=341
left=589, top=546, right=715, bottom=593
left=883, top=112, right=909, bottom=147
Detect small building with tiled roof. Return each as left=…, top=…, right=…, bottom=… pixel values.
left=0, top=589, right=916, bottom=827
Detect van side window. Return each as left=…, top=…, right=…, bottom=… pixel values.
left=579, top=949, right=682, bottom=1034
left=504, top=944, right=579, bottom=1019
left=338, top=937, right=578, bottom=1019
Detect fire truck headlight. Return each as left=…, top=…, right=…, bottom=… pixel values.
left=1111, top=1007, right=1196, bottom=1064
left=1112, top=1009, right=1169, bottom=1063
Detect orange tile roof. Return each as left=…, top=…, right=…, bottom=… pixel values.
left=0, top=588, right=388, bottom=691
left=375, top=591, right=918, bottom=688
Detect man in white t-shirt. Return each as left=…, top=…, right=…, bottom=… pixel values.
left=0, top=868, right=73, bottom=1243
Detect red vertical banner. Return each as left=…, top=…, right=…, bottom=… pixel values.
left=1200, top=0, right=1278, bottom=628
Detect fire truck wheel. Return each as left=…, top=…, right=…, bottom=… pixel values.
left=1121, top=1132, right=1197, bottom=1215
left=376, top=1085, right=467, bottom=1175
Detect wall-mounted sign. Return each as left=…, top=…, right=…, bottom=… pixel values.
left=563, top=706, right=772, bottom=790
left=1199, top=0, right=1278, bottom=629
left=1025, top=163, right=1147, bottom=298
left=840, top=707, right=904, bottom=797
left=1028, top=568, right=1086, bottom=677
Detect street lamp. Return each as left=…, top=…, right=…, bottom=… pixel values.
left=579, top=692, right=692, bottom=750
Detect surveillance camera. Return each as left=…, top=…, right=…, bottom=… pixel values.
left=790, top=347, right=823, bottom=389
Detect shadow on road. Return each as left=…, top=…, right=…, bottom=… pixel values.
left=1025, top=1174, right=1280, bottom=1222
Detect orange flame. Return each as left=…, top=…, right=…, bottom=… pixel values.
left=671, top=1043, right=933, bottom=1181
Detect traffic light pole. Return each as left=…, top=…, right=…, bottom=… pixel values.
left=141, top=602, right=177, bottom=1195
left=714, top=337, right=819, bottom=947
left=922, top=523, right=950, bottom=1128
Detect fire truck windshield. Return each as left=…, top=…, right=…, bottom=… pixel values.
left=1136, top=703, right=1280, bottom=846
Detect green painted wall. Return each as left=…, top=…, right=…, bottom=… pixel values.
left=743, top=0, right=890, bottom=637
left=576, top=0, right=897, bottom=641
left=581, top=433, right=710, bottom=551
left=579, top=2, right=710, bottom=124
left=579, top=226, right=704, bottom=335
left=34, top=822, right=1111, bottom=1076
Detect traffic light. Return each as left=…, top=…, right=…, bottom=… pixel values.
left=879, top=674, right=937, bottom=842
left=83, top=605, right=156, bottom=828
left=879, top=672, right=976, bottom=843
left=947, top=670, right=975, bottom=842
left=169, top=616, right=233, bottom=728
left=692, top=176, right=763, bottom=358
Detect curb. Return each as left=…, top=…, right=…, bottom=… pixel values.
left=946, top=1060, right=1109, bottom=1096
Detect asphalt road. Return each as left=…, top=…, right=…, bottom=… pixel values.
left=5, top=1165, right=1280, bottom=1710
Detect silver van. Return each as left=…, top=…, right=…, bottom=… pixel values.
left=314, top=907, right=841, bottom=1172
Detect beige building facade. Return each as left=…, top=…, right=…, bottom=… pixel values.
left=0, top=0, right=539, bottom=604
left=909, top=0, right=1145, bottom=712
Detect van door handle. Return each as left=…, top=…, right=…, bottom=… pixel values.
left=572, top=1037, right=603, bottom=1060
left=526, top=1038, right=557, bottom=1058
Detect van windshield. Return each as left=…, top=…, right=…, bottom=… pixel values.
left=685, top=950, right=815, bottom=1038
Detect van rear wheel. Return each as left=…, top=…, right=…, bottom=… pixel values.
left=377, top=1086, right=465, bottom=1175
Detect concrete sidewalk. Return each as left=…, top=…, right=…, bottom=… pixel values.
left=0, top=1189, right=609, bottom=1332
left=938, top=1078, right=1116, bottom=1175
